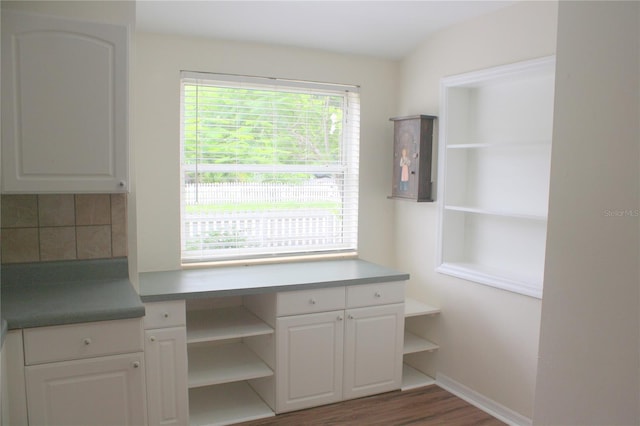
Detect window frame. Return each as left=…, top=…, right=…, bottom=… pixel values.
left=179, top=71, right=361, bottom=265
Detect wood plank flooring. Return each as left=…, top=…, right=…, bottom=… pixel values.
left=236, top=385, right=506, bottom=426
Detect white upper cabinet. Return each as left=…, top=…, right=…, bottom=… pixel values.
left=437, top=56, right=556, bottom=298
left=2, top=10, right=129, bottom=193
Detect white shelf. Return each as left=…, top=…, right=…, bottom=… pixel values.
left=447, top=140, right=551, bottom=149
left=403, top=331, right=439, bottom=355
left=437, top=262, right=542, bottom=299
left=404, top=298, right=440, bottom=317
left=444, top=205, right=547, bottom=222
left=189, top=382, right=275, bottom=426
left=401, top=363, right=435, bottom=391
left=188, top=342, right=273, bottom=388
left=186, top=306, right=273, bottom=344
left=437, top=56, right=554, bottom=299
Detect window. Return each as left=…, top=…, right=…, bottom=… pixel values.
left=180, top=72, right=360, bottom=263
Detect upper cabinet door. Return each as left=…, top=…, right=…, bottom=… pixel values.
left=2, top=11, right=129, bottom=193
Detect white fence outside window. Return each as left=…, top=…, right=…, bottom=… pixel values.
left=183, top=181, right=341, bottom=205
left=182, top=182, right=344, bottom=255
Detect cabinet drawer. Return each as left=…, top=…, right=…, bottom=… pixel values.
left=277, top=287, right=345, bottom=316
left=144, top=300, right=186, bottom=329
left=346, top=282, right=405, bottom=308
left=24, top=318, right=143, bottom=365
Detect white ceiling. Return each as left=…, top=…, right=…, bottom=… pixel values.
left=136, top=1, right=514, bottom=60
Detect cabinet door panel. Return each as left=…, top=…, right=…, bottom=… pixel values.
left=276, top=310, right=344, bottom=413
left=343, top=303, right=404, bottom=400
left=25, top=352, right=146, bottom=426
left=2, top=11, right=128, bottom=193
left=145, top=328, right=189, bottom=426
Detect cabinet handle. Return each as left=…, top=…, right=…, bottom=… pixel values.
left=132, top=361, right=140, bottom=369
left=119, top=181, right=126, bottom=188
left=163, top=312, right=169, bottom=318
left=348, top=314, right=354, bottom=320
left=82, top=338, right=92, bottom=346
left=309, top=298, right=317, bottom=305
left=150, top=336, right=156, bottom=342
left=374, top=292, right=382, bottom=298
left=337, top=315, right=343, bottom=321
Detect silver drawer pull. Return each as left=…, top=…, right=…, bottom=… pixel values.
left=309, top=298, right=317, bottom=305
left=163, top=312, right=169, bottom=318
left=150, top=336, right=157, bottom=342
left=132, top=361, right=140, bottom=369
left=83, top=338, right=92, bottom=346
left=337, top=315, right=343, bottom=321
left=374, top=292, right=382, bottom=298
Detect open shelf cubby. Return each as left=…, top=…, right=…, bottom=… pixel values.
left=437, top=56, right=556, bottom=299
left=401, top=298, right=440, bottom=391
left=186, top=305, right=275, bottom=425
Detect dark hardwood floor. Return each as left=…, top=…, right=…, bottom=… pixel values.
left=236, top=385, right=506, bottom=426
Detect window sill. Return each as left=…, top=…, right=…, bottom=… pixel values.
left=181, top=251, right=359, bottom=270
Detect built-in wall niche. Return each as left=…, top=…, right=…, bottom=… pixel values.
left=436, top=56, right=555, bottom=298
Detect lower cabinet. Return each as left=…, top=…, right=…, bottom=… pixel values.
left=275, top=283, right=405, bottom=413
left=2, top=284, right=408, bottom=426
left=2, top=330, right=28, bottom=426
left=144, top=327, right=189, bottom=426
left=25, top=353, right=146, bottom=426
left=143, top=301, right=189, bottom=426
left=343, top=303, right=404, bottom=400
left=276, top=310, right=345, bottom=412
left=21, top=318, right=146, bottom=426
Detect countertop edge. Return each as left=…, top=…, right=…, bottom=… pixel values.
left=6, top=306, right=146, bottom=330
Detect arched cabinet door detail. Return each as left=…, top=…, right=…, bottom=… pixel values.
left=2, top=10, right=129, bottom=193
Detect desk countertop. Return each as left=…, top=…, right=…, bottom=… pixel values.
left=140, top=259, right=410, bottom=302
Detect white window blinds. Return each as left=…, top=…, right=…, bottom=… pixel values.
left=180, top=72, right=360, bottom=263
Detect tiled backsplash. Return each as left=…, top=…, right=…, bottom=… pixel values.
left=1, top=194, right=127, bottom=264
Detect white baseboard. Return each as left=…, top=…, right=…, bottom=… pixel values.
left=435, top=372, right=532, bottom=426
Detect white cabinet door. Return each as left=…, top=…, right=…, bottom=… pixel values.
left=25, top=352, right=146, bottom=426
left=276, top=310, right=344, bottom=413
left=144, top=327, right=189, bottom=426
left=1, top=10, right=129, bottom=193
left=2, top=331, right=28, bottom=426
left=343, top=303, right=404, bottom=400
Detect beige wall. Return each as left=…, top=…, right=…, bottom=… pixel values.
left=134, top=33, right=399, bottom=272
left=533, top=2, right=640, bottom=424
left=395, top=1, right=558, bottom=420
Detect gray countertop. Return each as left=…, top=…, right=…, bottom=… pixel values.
left=2, top=259, right=145, bottom=330
left=1, top=258, right=407, bottom=330
left=140, top=259, right=410, bottom=302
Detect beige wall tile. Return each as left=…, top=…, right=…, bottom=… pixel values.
left=40, top=227, right=77, bottom=261
left=1, top=228, right=39, bottom=263
left=76, top=194, right=111, bottom=226
left=1, top=195, right=38, bottom=228
left=77, top=225, right=112, bottom=259
left=1, top=193, right=128, bottom=264
left=38, top=194, right=75, bottom=226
